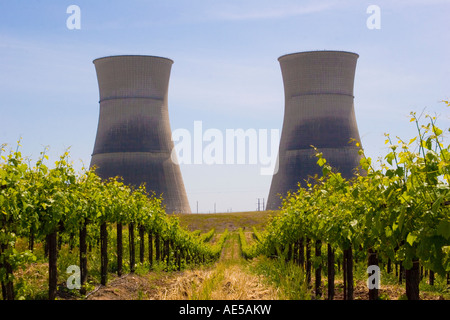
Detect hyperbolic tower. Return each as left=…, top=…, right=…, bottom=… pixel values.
left=90, top=55, right=191, bottom=214
left=267, top=51, right=363, bottom=210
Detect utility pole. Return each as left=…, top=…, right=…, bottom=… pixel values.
left=257, top=198, right=266, bottom=211
left=196, top=201, right=198, bottom=214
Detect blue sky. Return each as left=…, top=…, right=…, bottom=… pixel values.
left=1, top=0, right=449, bottom=213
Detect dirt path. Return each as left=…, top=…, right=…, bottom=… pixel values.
left=155, top=233, right=279, bottom=300
left=87, top=232, right=279, bottom=300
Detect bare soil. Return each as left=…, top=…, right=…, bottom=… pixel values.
left=86, top=272, right=174, bottom=300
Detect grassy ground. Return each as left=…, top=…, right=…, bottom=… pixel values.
left=175, top=211, right=449, bottom=300
left=86, top=228, right=280, bottom=300
left=152, top=232, right=280, bottom=300
left=6, top=210, right=449, bottom=300
left=174, top=210, right=277, bottom=233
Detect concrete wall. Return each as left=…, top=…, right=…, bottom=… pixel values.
left=267, top=51, right=363, bottom=210
left=90, top=55, right=191, bottom=214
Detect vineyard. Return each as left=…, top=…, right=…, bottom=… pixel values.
left=1, top=102, right=450, bottom=301
left=240, top=102, right=450, bottom=300
left=0, top=146, right=227, bottom=300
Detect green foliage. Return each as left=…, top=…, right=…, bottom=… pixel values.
left=0, top=143, right=223, bottom=299
left=250, top=256, right=311, bottom=300
left=209, top=229, right=229, bottom=258
left=252, top=226, right=263, bottom=243
left=255, top=101, right=450, bottom=277
left=238, top=228, right=260, bottom=259
left=199, top=228, right=215, bottom=242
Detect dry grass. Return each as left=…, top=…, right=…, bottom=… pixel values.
left=155, top=267, right=217, bottom=300
left=156, top=230, right=279, bottom=300
left=211, top=264, right=279, bottom=300
left=85, top=229, right=280, bottom=300
left=86, top=270, right=177, bottom=300
left=156, top=263, right=279, bottom=300
left=329, top=279, right=446, bottom=300
left=244, top=231, right=254, bottom=245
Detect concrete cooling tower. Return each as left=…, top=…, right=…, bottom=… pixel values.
left=267, top=51, right=363, bottom=210
left=90, top=55, right=191, bottom=214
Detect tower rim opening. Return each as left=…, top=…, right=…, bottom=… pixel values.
left=278, top=50, right=359, bottom=62
left=93, top=54, right=174, bottom=65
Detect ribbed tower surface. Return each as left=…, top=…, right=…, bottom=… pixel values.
left=267, top=51, right=363, bottom=210
left=90, top=55, right=191, bottom=214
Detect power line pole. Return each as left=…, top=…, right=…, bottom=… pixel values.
left=257, top=198, right=266, bottom=211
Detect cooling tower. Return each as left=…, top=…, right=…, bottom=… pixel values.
left=267, top=51, right=363, bottom=210
left=90, top=55, right=191, bottom=214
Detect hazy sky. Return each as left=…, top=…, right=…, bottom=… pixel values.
left=1, top=0, right=449, bottom=213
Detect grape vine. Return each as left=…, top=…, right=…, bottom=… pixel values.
left=0, top=145, right=226, bottom=300
left=250, top=101, right=450, bottom=300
